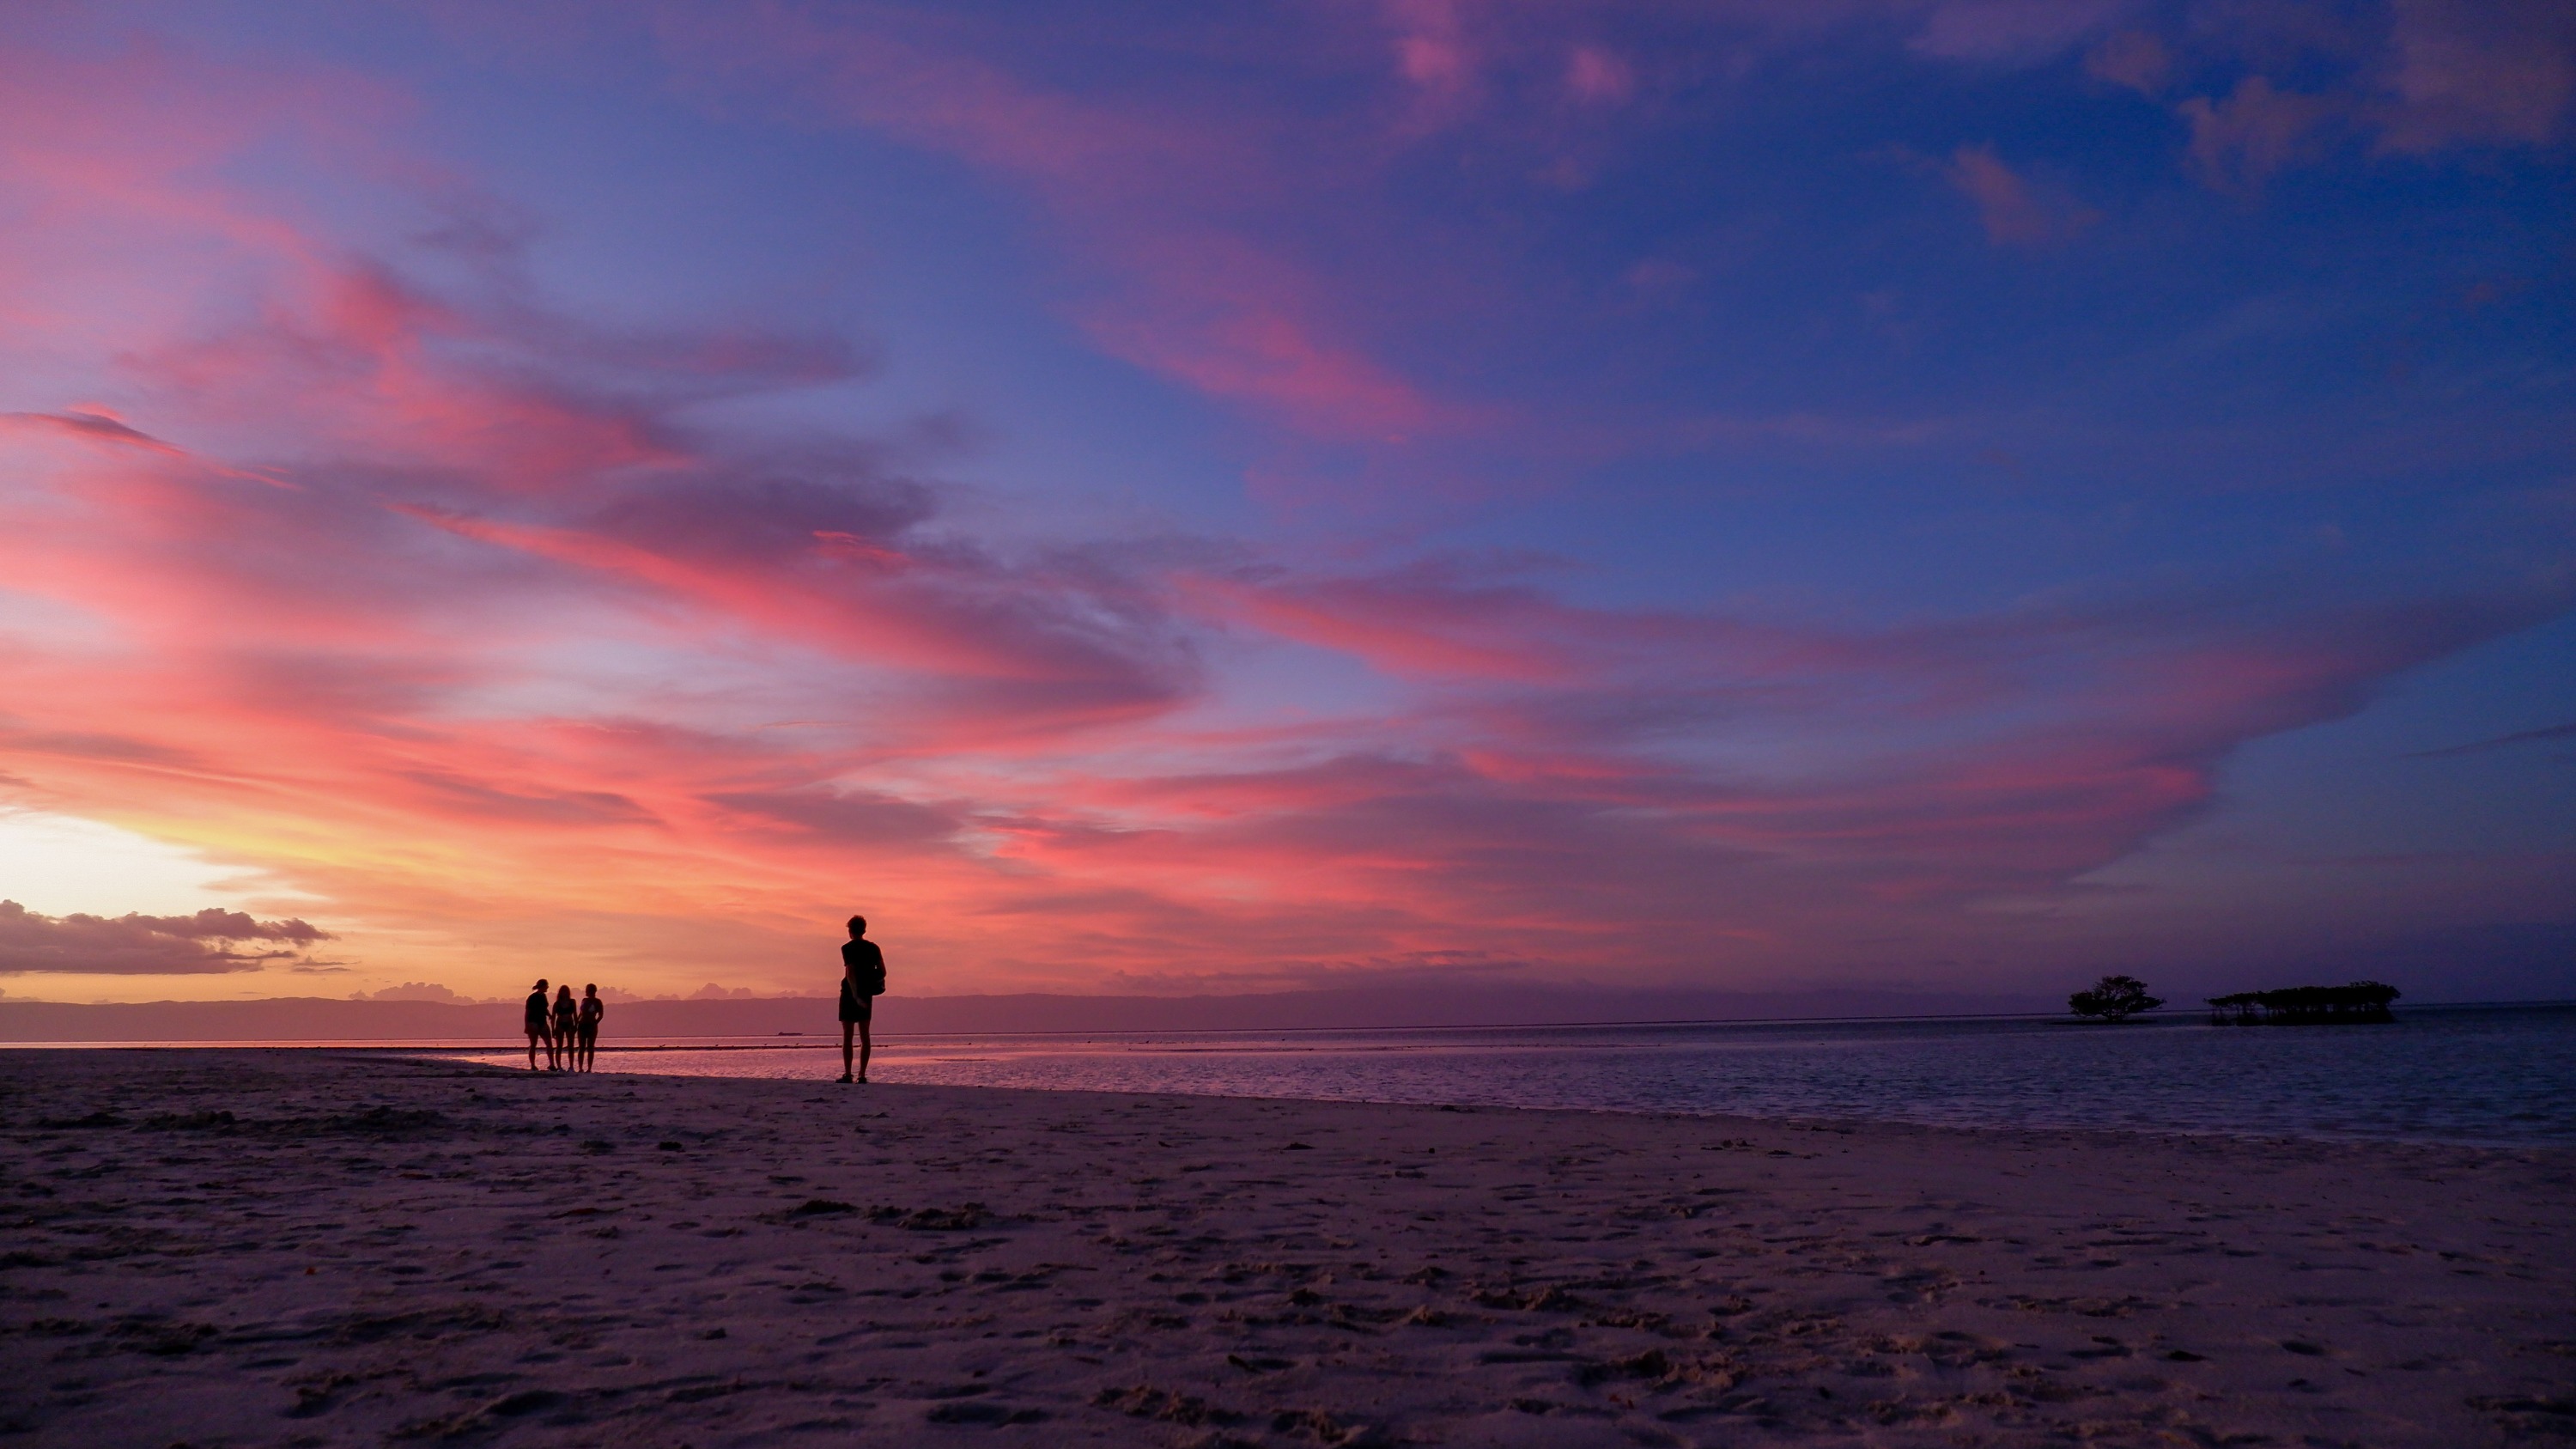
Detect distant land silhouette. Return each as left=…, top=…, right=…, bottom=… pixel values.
left=0, top=984, right=2087, bottom=1042
left=9, top=969, right=2566, bottom=1036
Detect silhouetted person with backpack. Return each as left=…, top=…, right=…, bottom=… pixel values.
left=838, top=915, right=885, bottom=1083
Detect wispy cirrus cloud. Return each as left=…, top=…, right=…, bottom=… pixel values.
left=2405, top=721, right=2576, bottom=758
left=645, top=3, right=1462, bottom=447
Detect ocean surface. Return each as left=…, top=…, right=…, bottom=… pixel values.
left=447, top=1004, right=2574, bottom=1147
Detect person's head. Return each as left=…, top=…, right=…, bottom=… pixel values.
left=534, top=978, right=548, bottom=992
left=556, top=984, right=572, bottom=1001
left=847, top=914, right=867, bottom=939
left=583, top=983, right=597, bottom=998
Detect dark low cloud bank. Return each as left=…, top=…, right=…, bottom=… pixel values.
left=0, top=901, right=331, bottom=975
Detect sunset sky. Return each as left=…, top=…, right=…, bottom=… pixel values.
left=2, top=0, right=2570, bottom=1007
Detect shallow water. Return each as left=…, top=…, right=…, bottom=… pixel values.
left=448, top=1004, right=2575, bottom=1147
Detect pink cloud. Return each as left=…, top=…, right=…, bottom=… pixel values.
left=1564, top=46, right=1636, bottom=107
left=619, top=1, right=2567, bottom=469
left=2084, top=29, right=2171, bottom=94
left=1389, top=0, right=1473, bottom=90
left=2178, top=76, right=2340, bottom=192
left=13, top=379, right=2546, bottom=990
left=1, top=9, right=2563, bottom=1002
left=1072, top=264, right=1455, bottom=444
left=1909, top=0, right=2130, bottom=64
left=1945, top=143, right=2099, bottom=244
left=2146, top=0, right=2573, bottom=187
left=1377, top=0, right=1492, bottom=134
left=2377, top=0, right=2576, bottom=152
left=647, top=3, right=1462, bottom=447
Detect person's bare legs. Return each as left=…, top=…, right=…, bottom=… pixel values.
left=857, top=1017, right=872, bottom=1083
left=839, top=1021, right=855, bottom=1081
left=526, top=1028, right=542, bottom=1070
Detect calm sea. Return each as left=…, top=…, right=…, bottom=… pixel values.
left=447, top=1004, right=2574, bottom=1148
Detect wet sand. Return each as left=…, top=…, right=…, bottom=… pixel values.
left=1, top=1048, right=2569, bottom=1446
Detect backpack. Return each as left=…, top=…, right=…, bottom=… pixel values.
left=845, top=941, right=887, bottom=997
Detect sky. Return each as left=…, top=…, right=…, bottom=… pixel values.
left=0, top=0, right=2571, bottom=1008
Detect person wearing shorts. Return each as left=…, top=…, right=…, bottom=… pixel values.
left=550, top=985, right=578, bottom=1071
left=838, top=916, right=884, bottom=1084
left=523, top=979, right=552, bottom=1071
left=576, top=984, right=604, bottom=1073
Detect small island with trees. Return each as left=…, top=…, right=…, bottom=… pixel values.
left=2061, top=976, right=2406, bottom=1025
left=2066, top=974, right=2163, bottom=1022
left=2205, top=981, right=2401, bottom=1025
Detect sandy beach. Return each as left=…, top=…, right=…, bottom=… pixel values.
left=2, top=1050, right=2569, bottom=1446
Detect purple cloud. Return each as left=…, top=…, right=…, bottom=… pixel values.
left=0, top=900, right=332, bottom=976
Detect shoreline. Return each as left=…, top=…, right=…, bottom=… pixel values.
left=5, top=1033, right=2571, bottom=1152
left=4, top=1048, right=2571, bottom=1446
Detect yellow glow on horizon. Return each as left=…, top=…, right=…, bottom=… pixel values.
left=0, top=808, right=264, bottom=918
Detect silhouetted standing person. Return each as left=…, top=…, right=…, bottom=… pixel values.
left=839, top=915, right=885, bottom=1084
left=524, top=978, right=552, bottom=1070
left=577, top=984, right=605, bottom=1073
left=550, top=985, right=578, bottom=1071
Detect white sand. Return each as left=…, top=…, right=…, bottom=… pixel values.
left=1, top=1049, right=2568, bottom=1446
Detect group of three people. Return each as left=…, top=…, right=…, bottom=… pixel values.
left=523, top=980, right=605, bottom=1071
left=514, top=915, right=887, bottom=1080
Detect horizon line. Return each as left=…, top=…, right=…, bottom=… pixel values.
left=2, top=996, right=2567, bottom=1051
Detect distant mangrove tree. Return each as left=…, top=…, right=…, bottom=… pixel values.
left=2205, top=982, right=2400, bottom=1025
left=2067, top=974, right=2164, bottom=1022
